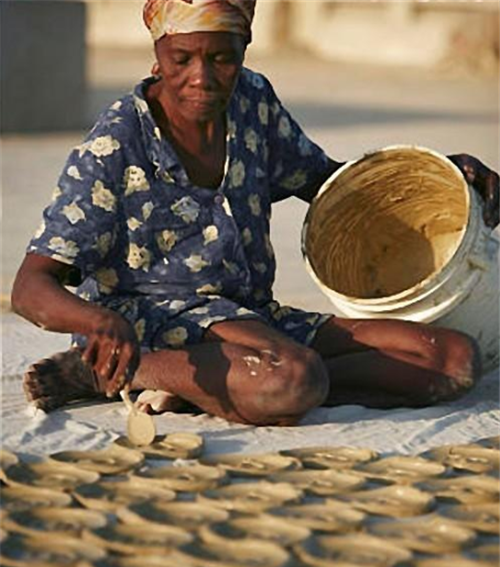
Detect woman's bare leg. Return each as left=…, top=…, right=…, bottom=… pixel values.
left=24, top=320, right=329, bottom=425
left=311, top=317, right=481, bottom=407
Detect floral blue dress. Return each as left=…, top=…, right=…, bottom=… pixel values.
left=27, top=68, right=333, bottom=350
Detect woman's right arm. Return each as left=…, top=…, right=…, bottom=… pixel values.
left=11, top=254, right=140, bottom=398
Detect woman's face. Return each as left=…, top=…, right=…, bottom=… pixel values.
left=154, top=31, right=246, bottom=123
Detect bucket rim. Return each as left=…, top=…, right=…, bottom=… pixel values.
left=302, top=144, right=472, bottom=307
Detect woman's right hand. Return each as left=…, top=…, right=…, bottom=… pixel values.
left=81, top=310, right=141, bottom=399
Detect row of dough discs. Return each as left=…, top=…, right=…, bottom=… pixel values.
left=0, top=433, right=498, bottom=567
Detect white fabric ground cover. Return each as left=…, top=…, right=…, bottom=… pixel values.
left=2, top=313, right=499, bottom=461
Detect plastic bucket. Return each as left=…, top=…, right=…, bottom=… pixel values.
left=302, top=145, right=499, bottom=371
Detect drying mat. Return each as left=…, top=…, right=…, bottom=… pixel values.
left=0, top=435, right=498, bottom=567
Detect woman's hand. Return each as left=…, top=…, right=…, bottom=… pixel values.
left=448, top=154, right=499, bottom=228
left=82, top=311, right=141, bottom=399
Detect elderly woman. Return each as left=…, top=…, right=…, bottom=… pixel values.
left=12, top=0, right=499, bottom=425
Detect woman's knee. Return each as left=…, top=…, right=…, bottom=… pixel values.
left=426, top=327, right=482, bottom=400
left=443, top=330, right=481, bottom=397
left=248, top=344, right=329, bottom=424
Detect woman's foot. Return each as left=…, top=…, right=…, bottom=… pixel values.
left=135, top=389, right=192, bottom=414
left=23, top=349, right=103, bottom=412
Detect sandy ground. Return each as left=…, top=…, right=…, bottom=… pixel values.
left=1, top=49, right=499, bottom=457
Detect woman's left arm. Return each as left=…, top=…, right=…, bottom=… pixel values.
left=448, top=154, right=499, bottom=228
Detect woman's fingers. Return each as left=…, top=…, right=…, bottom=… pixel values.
left=476, top=164, right=499, bottom=227
left=448, top=154, right=500, bottom=228
left=82, top=312, right=141, bottom=397
left=82, top=339, right=98, bottom=367
left=106, top=342, right=139, bottom=398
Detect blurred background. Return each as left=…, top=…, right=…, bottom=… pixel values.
left=1, top=0, right=499, bottom=310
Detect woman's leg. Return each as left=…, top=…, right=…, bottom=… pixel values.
left=310, top=317, right=481, bottom=407
left=24, top=320, right=329, bottom=425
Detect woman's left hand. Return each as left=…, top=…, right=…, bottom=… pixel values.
left=448, top=154, right=499, bottom=228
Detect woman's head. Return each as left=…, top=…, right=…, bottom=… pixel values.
left=143, top=0, right=255, bottom=122
left=143, top=0, right=256, bottom=43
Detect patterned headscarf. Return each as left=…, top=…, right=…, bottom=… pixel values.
left=143, top=0, right=256, bottom=42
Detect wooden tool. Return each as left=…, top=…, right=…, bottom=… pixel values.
left=120, top=387, right=156, bottom=446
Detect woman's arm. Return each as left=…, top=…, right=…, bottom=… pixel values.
left=298, top=157, right=345, bottom=204
left=11, top=254, right=140, bottom=398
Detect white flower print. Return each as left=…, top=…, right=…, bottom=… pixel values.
left=222, top=199, right=233, bottom=217
left=162, top=171, right=175, bottom=183
left=248, top=194, right=261, bottom=216
left=127, top=217, right=143, bottom=231
left=250, top=73, right=265, bottom=89
left=184, top=254, right=209, bottom=273
left=190, top=306, right=210, bottom=316
left=239, top=96, right=251, bottom=114
left=227, top=119, right=237, bottom=138
left=33, top=220, right=46, bottom=239
left=67, top=165, right=82, bottom=180
left=199, top=316, right=226, bottom=328
left=154, top=127, right=162, bottom=140
left=91, top=180, right=116, bottom=213
left=62, top=201, right=85, bottom=225
left=203, top=225, right=219, bottom=245
left=171, top=196, right=200, bottom=224
left=244, top=128, right=258, bottom=154
left=157, top=230, right=178, bottom=254
left=229, top=160, right=245, bottom=188
left=134, top=96, right=149, bottom=115
left=162, top=327, right=188, bottom=347
left=95, top=232, right=112, bottom=258
left=51, top=186, right=62, bottom=201
left=95, top=268, right=119, bottom=293
left=124, top=166, right=150, bottom=196
left=242, top=228, right=253, bottom=246
left=110, top=101, right=122, bottom=111
left=271, top=102, right=281, bottom=117
left=48, top=237, right=79, bottom=259
left=169, top=300, right=187, bottom=311
left=127, top=243, right=151, bottom=271
left=134, top=319, right=146, bottom=342
left=236, top=307, right=253, bottom=316
left=142, top=201, right=154, bottom=220
left=88, top=135, right=120, bottom=158
left=258, top=101, right=269, bottom=126
left=196, top=283, right=222, bottom=295
left=278, top=116, right=292, bottom=139
left=306, top=315, right=320, bottom=326
left=281, top=170, right=307, bottom=191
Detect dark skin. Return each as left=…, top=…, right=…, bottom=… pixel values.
left=12, top=32, right=499, bottom=424
left=147, top=32, right=247, bottom=189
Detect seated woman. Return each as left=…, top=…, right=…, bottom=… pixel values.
left=12, top=0, right=499, bottom=426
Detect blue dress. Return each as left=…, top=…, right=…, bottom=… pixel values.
left=27, top=68, right=333, bottom=350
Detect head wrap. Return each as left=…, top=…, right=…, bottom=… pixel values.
left=143, top=0, right=256, bottom=42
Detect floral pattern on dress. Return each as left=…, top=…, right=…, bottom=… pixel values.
left=27, top=69, right=332, bottom=351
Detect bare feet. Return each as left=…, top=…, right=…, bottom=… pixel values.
left=135, top=389, right=193, bottom=414
left=23, top=349, right=103, bottom=412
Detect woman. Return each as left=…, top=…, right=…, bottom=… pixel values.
left=12, top=0, right=499, bottom=425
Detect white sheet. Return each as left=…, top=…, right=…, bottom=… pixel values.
left=2, top=313, right=499, bottom=461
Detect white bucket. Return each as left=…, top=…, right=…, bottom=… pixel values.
left=302, top=145, right=499, bottom=371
